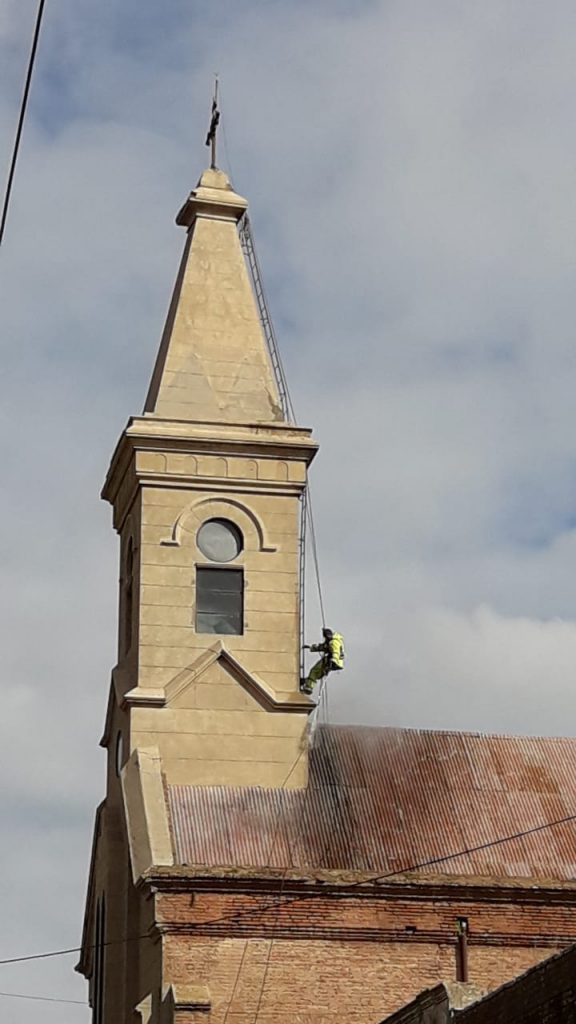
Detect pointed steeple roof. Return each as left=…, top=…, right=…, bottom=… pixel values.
left=144, top=168, right=284, bottom=424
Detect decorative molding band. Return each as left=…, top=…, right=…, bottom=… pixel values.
left=123, top=688, right=166, bottom=709
left=156, top=921, right=576, bottom=949
left=163, top=495, right=276, bottom=552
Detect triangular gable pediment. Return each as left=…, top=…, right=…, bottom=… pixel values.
left=119, top=642, right=310, bottom=714
left=163, top=642, right=311, bottom=713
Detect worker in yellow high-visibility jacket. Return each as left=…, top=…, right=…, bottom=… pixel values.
left=300, top=628, right=345, bottom=694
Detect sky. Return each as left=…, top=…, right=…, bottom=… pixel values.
left=2, top=0, right=576, bottom=1018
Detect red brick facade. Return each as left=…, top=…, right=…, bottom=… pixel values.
left=383, top=945, right=576, bottom=1024
left=458, top=945, right=576, bottom=1024
left=141, top=870, right=576, bottom=1021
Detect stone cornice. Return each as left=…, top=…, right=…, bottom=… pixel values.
left=163, top=983, right=212, bottom=1013
left=141, top=865, right=576, bottom=904
left=176, top=166, right=248, bottom=228
left=102, top=416, right=318, bottom=511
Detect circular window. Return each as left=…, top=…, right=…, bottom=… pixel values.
left=197, top=519, right=243, bottom=562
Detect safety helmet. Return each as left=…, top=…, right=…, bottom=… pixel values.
left=322, top=627, right=333, bottom=639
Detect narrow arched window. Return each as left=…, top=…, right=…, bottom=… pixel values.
left=115, top=730, right=124, bottom=777
left=93, top=896, right=106, bottom=1024
left=196, top=519, right=244, bottom=635
left=122, top=539, right=134, bottom=655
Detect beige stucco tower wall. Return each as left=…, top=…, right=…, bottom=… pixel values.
left=101, top=168, right=317, bottom=789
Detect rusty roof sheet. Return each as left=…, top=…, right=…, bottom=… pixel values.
left=167, top=725, right=576, bottom=880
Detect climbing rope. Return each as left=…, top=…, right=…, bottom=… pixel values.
left=238, top=220, right=327, bottom=612
left=305, top=485, right=326, bottom=629
left=235, top=176, right=330, bottom=724
left=222, top=112, right=326, bottom=637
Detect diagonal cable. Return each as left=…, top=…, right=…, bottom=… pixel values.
left=0, top=0, right=47, bottom=247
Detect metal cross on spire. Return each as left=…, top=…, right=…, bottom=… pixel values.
left=205, top=75, right=220, bottom=169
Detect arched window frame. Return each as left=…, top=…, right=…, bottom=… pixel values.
left=194, top=518, right=245, bottom=636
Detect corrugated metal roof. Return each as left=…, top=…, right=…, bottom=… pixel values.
left=167, top=725, right=576, bottom=880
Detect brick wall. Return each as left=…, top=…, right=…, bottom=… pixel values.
left=458, top=945, right=576, bottom=1024
left=152, top=880, right=576, bottom=1022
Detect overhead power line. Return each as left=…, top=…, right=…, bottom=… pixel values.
left=211, top=807, right=576, bottom=936
left=244, top=807, right=576, bottom=1021
left=1, top=809, right=576, bottom=969
left=369, top=810, right=576, bottom=886
left=0, top=0, right=47, bottom=247
left=0, top=943, right=82, bottom=966
left=0, top=989, right=87, bottom=1006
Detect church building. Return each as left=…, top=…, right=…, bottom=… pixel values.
left=78, top=159, right=576, bottom=1023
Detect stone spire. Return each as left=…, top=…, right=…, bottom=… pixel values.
left=101, top=161, right=318, bottom=793
left=144, top=167, right=284, bottom=424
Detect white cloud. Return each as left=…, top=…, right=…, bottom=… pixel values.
left=331, top=602, right=576, bottom=735
left=3, top=0, right=576, bottom=1016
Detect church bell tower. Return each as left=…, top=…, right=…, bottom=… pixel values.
left=101, top=166, right=317, bottom=789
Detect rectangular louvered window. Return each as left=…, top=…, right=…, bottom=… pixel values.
left=196, top=568, right=243, bottom=635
